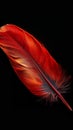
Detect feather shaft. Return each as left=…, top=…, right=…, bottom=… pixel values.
left=32, top=57, right=72, bottom=111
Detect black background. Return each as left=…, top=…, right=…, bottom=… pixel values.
left=0, top=2, right=73, bottom=128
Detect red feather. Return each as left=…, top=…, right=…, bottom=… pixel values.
left=0, top=24, right=72, bottom=111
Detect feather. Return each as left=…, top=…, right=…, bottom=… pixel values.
left=0, top=24, right=72, bottom=111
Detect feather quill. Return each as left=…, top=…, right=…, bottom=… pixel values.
left=0, top=24, right=72, bottom=111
